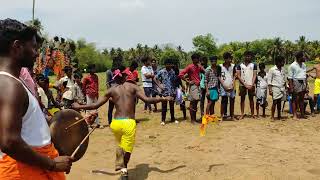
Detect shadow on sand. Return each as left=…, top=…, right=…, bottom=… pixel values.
left=91, top=164, right=186, bottom=179
left=129, top=164, right=186, bottom=180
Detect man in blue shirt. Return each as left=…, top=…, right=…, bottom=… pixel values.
left=155, top=58, right=178, bottom=125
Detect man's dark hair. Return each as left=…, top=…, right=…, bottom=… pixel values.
left=259, top=63, right=265, bottom=70
left=223, top=52, right=232, bottom=60
left=210, top=56, right=218, bottom=61
left=200, top=56, right=208, bottom=62
left=130, top=61, right=139, bottom=69
left=74, top=73, right=81, bottom=79
left=191, top=53, right=201, bottom=60
left=118, top=65, right=126, bottom=72
left=60, top=38, right=65, bottom=43
left=275, top=56, right=285, bottom=65
left=0, top=18, right=38, bottom=55
left=35, top=74, right=45, bottom=82
left=53, top=36, right=59, bottom=41
left=141, top=56, right=150, bottom=64
left=295, top=51, right=304, bottom=60
left=164, top=58, right=173, bottom=65
left=42, top=77, right=49, bottom=84
left=244, top=50, right=254, bottom=57
left=87, top=64, right=95, bottom=70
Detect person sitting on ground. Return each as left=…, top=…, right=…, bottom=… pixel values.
left=306, top=63, right=320, bottom=112
left=256, top=63, right=268, bottom=118
left=36, top=75, right=61, bottom=118
left=72, top=66, right=173, bottom=179
left=304, top=89, right=315, bottom=117
left=268, top=56, right=286, bottom=120
left=155, top=58, right=178, bottom=125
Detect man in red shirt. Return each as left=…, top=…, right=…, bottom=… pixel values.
left=83, top=64, right=101, bottom=127
left=179, top=53, right=204, bottom=124
left=124, top=61, right=139, bottom=84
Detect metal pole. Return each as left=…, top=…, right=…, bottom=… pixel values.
left=32, top=0, right=35, bottom=22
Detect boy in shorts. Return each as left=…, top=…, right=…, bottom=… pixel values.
left=256, top=63, right=268, bottom=117
left=218, top=52, right=237, bottom=120
left=237, top=51, right=257, bottom=119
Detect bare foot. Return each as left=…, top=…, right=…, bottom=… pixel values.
left=271, top=117, right=275, bottom=122
left=239, top=115, right=245, bottom=120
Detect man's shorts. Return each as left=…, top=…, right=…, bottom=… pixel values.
left=293, top=79, right=306, bottom=94
left=271, top=86, right=286, bottom=101
left=314, top=78, right=320, bottom=95
left=220, top=86, right=235, bottom=98
left=208, top=88, right=219, bottom=101
left=188, top=84, right=201, bottom=101
left=110, top=118, right=136, bottom=153
left=239, top=85, right=255, bottom=97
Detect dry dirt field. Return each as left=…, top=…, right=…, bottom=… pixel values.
left=67, top=83, right=320, bottom=180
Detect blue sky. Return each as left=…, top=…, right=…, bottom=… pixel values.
left=1, top=0, right=320, bottom=50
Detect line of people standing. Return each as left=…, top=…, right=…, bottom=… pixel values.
left=105, top=50, right=317, bottom=125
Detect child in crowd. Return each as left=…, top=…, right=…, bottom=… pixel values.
left=73, top=73, right=85, bottom=104
left=256, top=63, right=268, bottom=117
left=205, top=56, right=219, bottom=115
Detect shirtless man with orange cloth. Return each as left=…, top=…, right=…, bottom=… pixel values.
left=0, top=18, right=73, bottom=180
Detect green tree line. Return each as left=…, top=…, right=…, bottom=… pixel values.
left=29, top=20, right=320, bottom=72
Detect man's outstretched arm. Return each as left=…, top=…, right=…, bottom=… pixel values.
left=135, top=85, right=172, bottom=103
left=72, top=88, right=112, bottom=110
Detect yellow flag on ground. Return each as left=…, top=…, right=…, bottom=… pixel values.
left=200, top=114, right=220, bottom=136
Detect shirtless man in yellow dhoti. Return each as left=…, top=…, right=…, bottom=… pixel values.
left=72, top=66, right=172, bottom=180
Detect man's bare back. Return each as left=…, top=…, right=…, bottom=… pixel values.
left=73, top=81, right=172, bottom=119
left=108, top=82, right=141, bottom=119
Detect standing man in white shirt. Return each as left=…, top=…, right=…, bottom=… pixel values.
left=141, top=57, right=155, bottom=113
left=236, top=51, right=257, bottom=119
left=288, top=51, right=307, bottom=119
left=268, top=56, right=287, bottom=120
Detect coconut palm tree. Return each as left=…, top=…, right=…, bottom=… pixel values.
left=283, top=40, right=295, bottom=64
left=268, top=37, right=283, bottom=64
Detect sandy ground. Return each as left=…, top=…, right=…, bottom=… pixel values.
left=66, top=92, right=320, bottom=180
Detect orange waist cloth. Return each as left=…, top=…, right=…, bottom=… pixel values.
left=0, top=143, right=65, bottom=180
